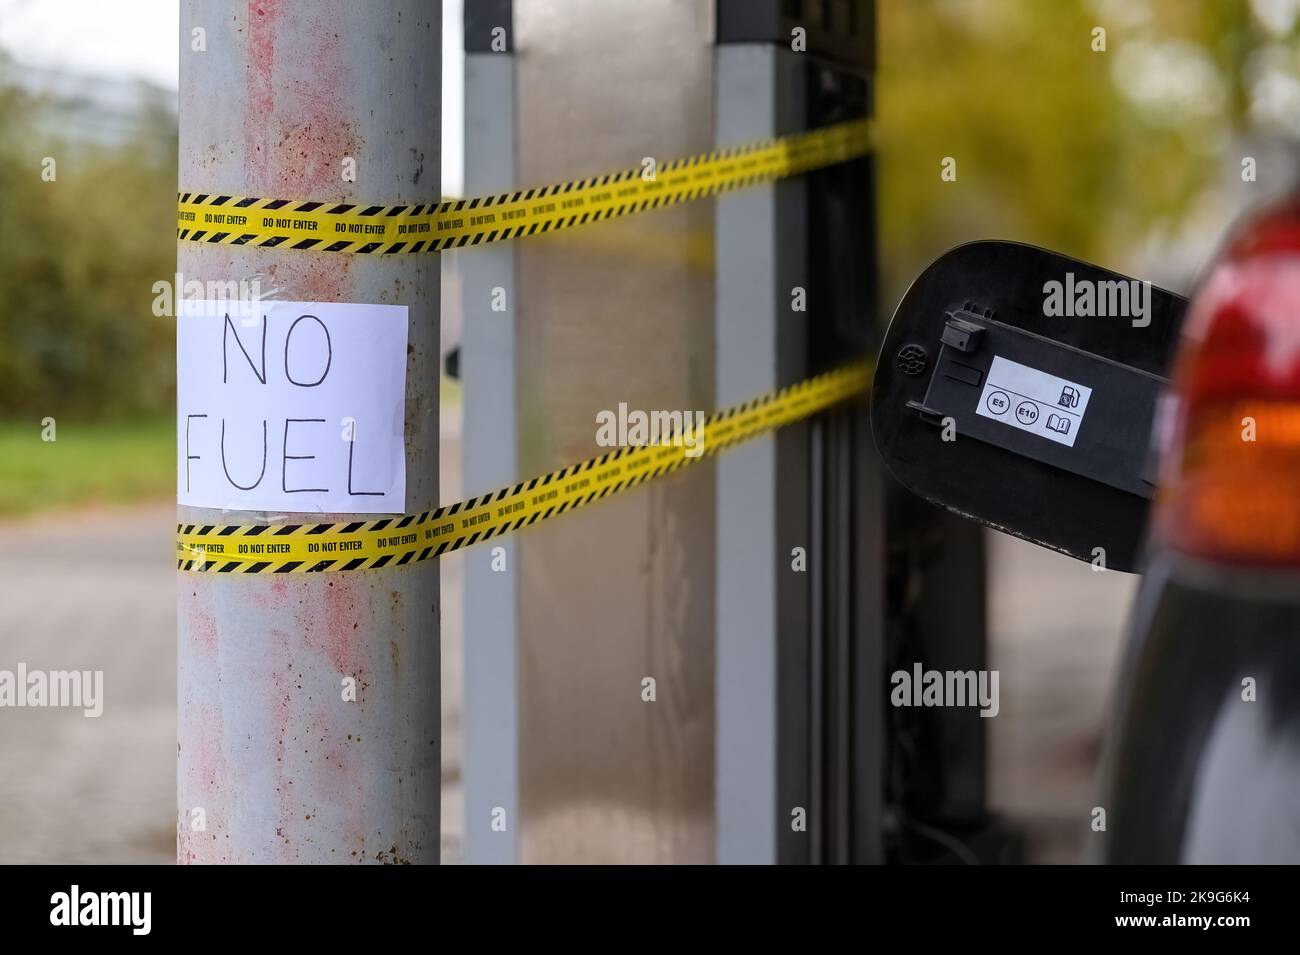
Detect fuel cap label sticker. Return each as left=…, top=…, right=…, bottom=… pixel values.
left=975, top=355, right=1092, bottom=447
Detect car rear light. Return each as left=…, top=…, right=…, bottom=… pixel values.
left=1156, top=197, right=1300, bottom=566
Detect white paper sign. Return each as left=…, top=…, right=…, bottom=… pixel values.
left=177, top=300, right=408, bottom=513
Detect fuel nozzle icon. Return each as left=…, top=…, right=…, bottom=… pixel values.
left=1058, top=385, right=1080, bottom=409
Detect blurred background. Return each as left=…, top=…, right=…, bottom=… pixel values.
left=1, top=0, right=1298, bottom=863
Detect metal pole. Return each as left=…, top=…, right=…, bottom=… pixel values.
left=177, top=0, right=440, bottom=863
left=461, top=1, right=519, bottom=866
left=714, top=39, right=809, bottom=865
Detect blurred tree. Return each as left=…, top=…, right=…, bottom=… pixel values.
left=0, top=2, right=1295, bottom=418
left=876, top=0, right=1279, bottom=304
left=0, top=52, right=177, bottom=420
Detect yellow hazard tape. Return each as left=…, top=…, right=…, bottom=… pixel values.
left=176, top=118, right=873, bottom=254
left=176, top=360, right=871, bottom=574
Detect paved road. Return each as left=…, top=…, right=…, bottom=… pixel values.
left=987, top=531, right=1138, bottom=862
left=0, top=454, right=1129, bottom=864
left=0, top=430, right=467, bottom=865
left=0, top=505, right=176, bottom=863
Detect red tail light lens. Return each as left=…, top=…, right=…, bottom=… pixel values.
left=1156, top=198, right=1300, bottom=566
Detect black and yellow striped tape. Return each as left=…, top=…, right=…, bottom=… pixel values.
left=176, top=118, right=873, bottom=254
left=176, top=360, right=870, bottom=574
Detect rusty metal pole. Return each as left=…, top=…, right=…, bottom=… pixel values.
left=176, top=0, right=440, bottom=863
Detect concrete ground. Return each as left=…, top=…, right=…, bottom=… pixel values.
left=0, top=506, right=176, bottom=863
left=0, top=429, right=1133, bottom=864
left=0, top=430, right=467, bottom=865
left=986, top=530, right=1138, bottom=863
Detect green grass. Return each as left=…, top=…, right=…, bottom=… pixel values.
left=0, top=375, right=459, bottom=518
left=0, top=418, right=174, bottom=517
left=441, top=373, right=462, bottom=409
